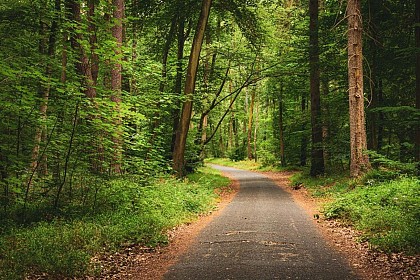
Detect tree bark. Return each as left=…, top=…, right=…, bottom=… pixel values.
left=172, top=0, right=212, bottom=176
left=109, top=0, right=124, bottom=174
left=171, top=13, right=186, bottom=154
left=321, top=78, right=330, bottom=168
left=247, top=87, right=255, bottom=160
left=67, top=0, right=108, bottom=174
left=347, top=0, right=370, bottom=177
left=253, top=96, right=259, bottom=162
left=279, top=86, right=286, bottom=166
left=300, top=94, right=307, bottom=166
left=67, top=0, right=96, bottom=99
left=309, top=0, right=324, bottom=176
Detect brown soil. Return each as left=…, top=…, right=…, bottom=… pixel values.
left=88, top=170, right=419, bottom=280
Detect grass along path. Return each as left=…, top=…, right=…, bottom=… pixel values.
left=0, top=166, right=230, bottom=279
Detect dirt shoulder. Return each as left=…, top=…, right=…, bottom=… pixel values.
left=260, top=170, right=420, bottom=280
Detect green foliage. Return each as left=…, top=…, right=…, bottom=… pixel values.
left=290, top=170, right=350, bottom=197
left=366, top=151, right=417, bottom=176
left=0, top=167, right=230, bottom=279
left=205, top=158, right=296, bottom=172
left=257, top=148, right=279, bottom=167
left=227, top=146, right=246, bottom=162
left=291, top=166, right=420, bottom=254
left=206, top=158, right=261, bottom=170
left=187, top=166, right=231, bottom=189
left=323, top=177, right=420, bottom=254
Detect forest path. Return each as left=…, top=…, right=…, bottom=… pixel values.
left=163, top=165, right=358, bottom=280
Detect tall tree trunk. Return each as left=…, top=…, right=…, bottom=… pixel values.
left=109, top=0, right=124, bottom=174
left=68, top=0, right=103, bottom=173
left=300, top=94, right=307, bottom=166
left=347, top=0, right=370, bottom=177
left=67, top=0, right=96, bottom=99
left=171, top=14, right=186, bottom=154
left=309, top=0, right=324, bottom=176
left=247, top=87, right=255, bottom=160
left=415, top=0, right=420, bottom=165
left=321, top=78, right=330, bottom=169
left=172, top=0, right=212, bottom=176
left=279, top=86, right=286, bottom=166
left=253, top=96, right=259, bottom=162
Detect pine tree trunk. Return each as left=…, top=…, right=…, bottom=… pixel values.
left=309, top=0, right=324, bottom=176
left=110, top=0, right=124, bottom=174
left=347, top=0, right=370, bottom=177
left=172, top=0, right=212, bottom=176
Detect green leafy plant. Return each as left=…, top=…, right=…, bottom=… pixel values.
left=0, top=167, right=230, bottom=279
left=323, top=177, right=420, bottom=254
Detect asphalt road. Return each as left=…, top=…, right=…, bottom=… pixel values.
left=164, top=165, right=358, bottom=280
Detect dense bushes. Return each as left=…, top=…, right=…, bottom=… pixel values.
left=0, top=167, right=230, bottom=279
left=290, top=167, right=420, bottom=254
left=324, top=177, right=420, bottom=254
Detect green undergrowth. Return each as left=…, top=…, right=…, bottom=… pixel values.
left=323, top=177, right=420, bottom=254
left=0, top=166, right=230, bottom=279
left=290, top=169, right=420, bottom=254
left=205, top=157, right=262, bottom=170
left=290, top=169, right=351, bottom=197
left=205, top=157, right=299, bottom=172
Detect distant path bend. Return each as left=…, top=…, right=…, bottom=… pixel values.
left=164, top=165, right=358, bottom=280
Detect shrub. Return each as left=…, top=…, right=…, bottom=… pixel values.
left=0, top=167, right=230, bottom=279
left=323, top=177, right=420, bottom=254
